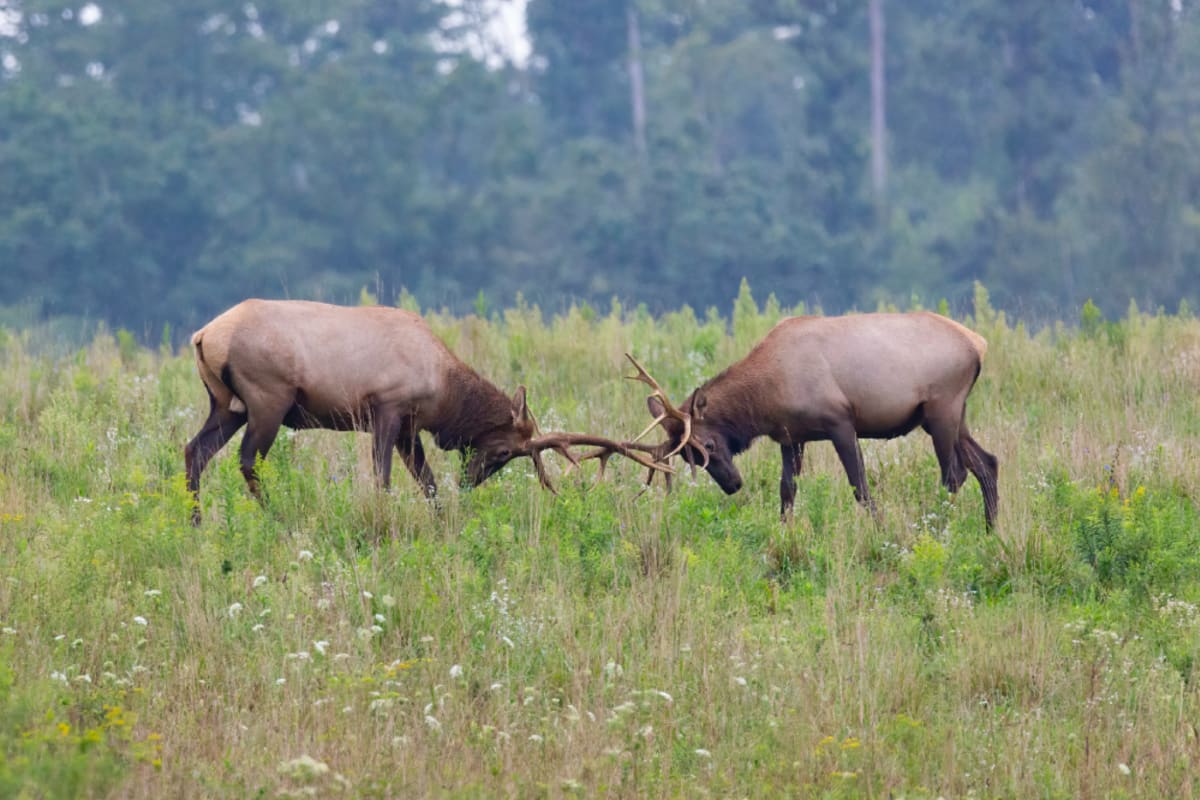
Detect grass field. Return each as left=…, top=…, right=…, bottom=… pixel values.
left=2, top=285, right=1200, bottom=798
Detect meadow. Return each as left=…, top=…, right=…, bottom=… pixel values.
left=2, top=284, right=1200, bottom=798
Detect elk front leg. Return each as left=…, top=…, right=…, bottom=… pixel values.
left=397, top=428, right=438, bottom=500
left=371, top=411, right=405, bottom=490
left=830, top=423, right=876, bottom=517
left=779, top=442, right=804, bottom=522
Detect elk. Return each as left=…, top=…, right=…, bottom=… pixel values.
left=185, top=299, right=665, bottom=523
left=626, top=312, right=999, bottom=527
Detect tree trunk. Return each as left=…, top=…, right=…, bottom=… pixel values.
left=869, top=0, right=887, bottom=212
left=627, top=4, right=647, bottom=162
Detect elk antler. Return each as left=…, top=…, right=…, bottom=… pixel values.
left=526, top=433, right=674, bottom=481
left=624, top=353, right=706, bottom=466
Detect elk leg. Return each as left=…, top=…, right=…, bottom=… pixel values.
left=922, top=415, right=968, bottom=493
left=779, top=442, right=804, bottom=522
left=239, top=407, right=287, bottom=500
left=397, top=428, right=438, bottom=500
left=371, top=411, right=404, bottom=490
left=958, top=430, right=999, bottom=529
left=184, top=394, right=247, bottom=524
left=830, top=424, right=875, bottom=514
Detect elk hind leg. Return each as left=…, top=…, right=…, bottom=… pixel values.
left=923, top=413, right=968, bottom=494
left=185, top=393, right=247, bottom=524
left=239, top=405, right=288, bottom=501
left=957, top=429, right=999, bottom=529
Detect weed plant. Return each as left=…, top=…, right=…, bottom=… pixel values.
left=1, top=285, right=1199, bottom=797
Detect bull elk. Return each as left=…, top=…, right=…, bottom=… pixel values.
left=185, top=299, right=665, bottom=523
left=626, top=312, right=999, bottom=527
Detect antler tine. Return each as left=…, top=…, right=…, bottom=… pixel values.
left=624, top=353, right=690, bottom=423
left=629, top=413, right=669, bottom=444
left=664, top=416, right=693, bottom=460
left=528, top=448, right=558, bottom=494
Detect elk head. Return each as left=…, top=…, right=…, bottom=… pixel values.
left=464, top=385, right=672, bottom=491
left=625, top=354, right=744, bottom=495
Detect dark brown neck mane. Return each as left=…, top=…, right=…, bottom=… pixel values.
left=429, top=366, right=514, bottom=451
left=694, top=368, right=770, bottom=456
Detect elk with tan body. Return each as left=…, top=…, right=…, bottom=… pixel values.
left=627, top=311, right=999, bottom=527
left=185, top=299, right=666, bottom=523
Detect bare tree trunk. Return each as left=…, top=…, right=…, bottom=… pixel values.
left=627, top=4, right=647, bottom=163
left=869, top=0, right=887, bottom=212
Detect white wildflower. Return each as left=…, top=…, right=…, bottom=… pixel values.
left=50, top=670, right=68, bottom=683
left=276, top=678, right=286, bottom=685
left=380, top=594, right=396, bottom=608
left=449, top=664, right=464, bottom=679
left=654, top=690, right=673, bottom=704
left=313, top=640, right=329, bottom=656
left=529, top=733, right=544, bottom=743
left=695, top=748, right=712, bottom=758
left=228, top=602, right=244, bottom=618
left=425, top=715, right=441, bottom=731
left=501, top=635, right=514, bottom=648
left=297, top=550, right=314, bottom=562
left=143, top=589, right=161, bottom=598
left=1118, top=763, right=1132, bottom=776
left=54, top=634, right=66, bottom=641
left=133, top=616, right=148, bottom=626
left=252, top=624, right=265, bottom=633
left=734, top=676, right=748, bottom=687
left=374, top=613, right=385, bottom=624
left=369, top=698, right=395, bottom=713
left=253, top=575, right=268, bottom=588
left=362, top=590, right=373, bottom=600
left=278, top=754, right=329, bottom=780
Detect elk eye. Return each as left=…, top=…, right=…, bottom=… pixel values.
left=497, top=449, right=511, bottom=461
left=704, top=441, right=715, bottom=453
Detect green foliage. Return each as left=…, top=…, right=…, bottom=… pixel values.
left=1068, top=484, right=1200, bottom=600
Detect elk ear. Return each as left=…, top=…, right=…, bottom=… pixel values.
left=511, top=385, right=530, bottom=423
left=693, top=391, right=708, bottom=420
left=646, top=396, right=665, bottom=418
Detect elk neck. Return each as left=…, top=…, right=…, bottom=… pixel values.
left=427, top=364, right=516, bottom=451
left=692, top=369, right=770, bottom=456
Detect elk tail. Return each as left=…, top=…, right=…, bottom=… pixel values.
left=192, top=328, right=247, bottom=414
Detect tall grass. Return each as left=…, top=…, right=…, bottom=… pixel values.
left=1, top=287, right=1199, bottom=797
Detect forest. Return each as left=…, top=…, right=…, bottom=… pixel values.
left=3, top=1, right=1199, bottom=336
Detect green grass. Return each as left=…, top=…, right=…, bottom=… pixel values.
left=2, top=287, right=1200, bottom=797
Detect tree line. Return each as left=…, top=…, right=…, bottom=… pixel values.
left=2, top=0, right=1198, bottom=336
